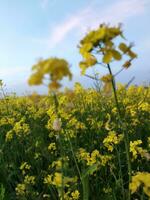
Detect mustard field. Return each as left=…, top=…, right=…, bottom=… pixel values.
left=0, top=84, right=150, bottom=200
left=0, top=24, right=150, bottom=200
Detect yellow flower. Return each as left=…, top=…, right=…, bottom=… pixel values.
left=53, top=172, right=62, bottom=187
left=48, top=142, right=56, bottom=151
left=5, top=130, right=14, bottom=141
left=103, top=131, right=123, bottom=152
left=15, top=183, right=26, bottom=196
left=44, top=174, right=53, bottom=185
left=20, top=162, right=31, bottom=175
left=24, top=175, right=35, bottom=185
left=13, top=118, right=30, bottom=137
left=71, top=190, right=80, bottom=200
left=130, top=172, right=150, bottom=197
left=28, top=57, right=72, bottom=91
left=130, top=140, right=147, bottom=160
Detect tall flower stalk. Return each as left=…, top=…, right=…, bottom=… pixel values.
left=79, top=23, right=137, bottom=200
left=28, top=57, right=73, bottom=199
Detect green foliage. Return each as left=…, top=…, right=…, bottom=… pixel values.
left=0, top=85, right=150, bottom=199
left=0, top=184, right=5, bottom=200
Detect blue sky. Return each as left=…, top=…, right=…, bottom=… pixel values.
left=0, top=0, right=150, bottom=95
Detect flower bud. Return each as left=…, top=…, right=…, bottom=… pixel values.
left=53, top=118, right=62, bottom=131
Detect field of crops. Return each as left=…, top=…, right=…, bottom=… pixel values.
left=0, top=24, right=150, bottom=200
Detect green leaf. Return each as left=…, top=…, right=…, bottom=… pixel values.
left=0, top=184, right=5, bottom=200
left=81, top=164, right=99, bottom=179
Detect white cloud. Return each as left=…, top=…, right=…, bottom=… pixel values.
left=40, top=0, right=49, bottom=9
left=35, top=0, right=148, bottom=49
left=86, top=0, right=147, bottom=29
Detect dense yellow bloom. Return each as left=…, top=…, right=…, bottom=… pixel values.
left=20, top=162, right=31, bottom=175
left=100, top=155, right=112, bottom=166
left=71, top=190, right=80, bottom=200
left=77, top=148, right=90, bottom=163
left=79, top=24, right=137, bottom=74
left=13, top=118, right=30, bottom=137
left=15, top=183, right=26, bottom=196
left=51, top=159, right=62, bottom=170
left=5, top=130, right=14, bottom=141
left=53, top=172, right=62, bottom=187
left=48, top=142, right=56, bottom=152
left=138, top=102, right=150, bottom=112
left=24, top=175, right=35, bottom=185
left=44, top=174, right=53, bottom=185
left=77, top=148, right=112, bottom=167
left=103, top=131, right=123, bottom=152
left=28, top=57, right=72, bottom=91
left=130, top=172, right=150, bottom=197
left=130, top=140, right=147, bottom=160
left=44, top=172, right=77, bottom=188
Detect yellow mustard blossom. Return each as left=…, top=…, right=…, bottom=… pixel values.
left=51, top=159, right=62, bottom=170
left=44, top=172, right=77, bottom=188
left=103, top=131, right=123, bottom=152
left=77, top=148, right=90, bottom=163
left=13, top=118, right=30, bottom=137
left=44, top=174, right=53, bottom=185
left=48, top=142, right=56, bottom=152
left=5, top=130, right=14, bottom=141
left=20, top=162, right=31, bottom=175
left=52, top=172, right=63, bottom=186
left=130, top=140, right=147, bottom=160
left=130, top=172, right=150, bottom=197
left=24, top=175, right=35, bottom=185
left=103, top=187, right=112, bottom=194
left=86, top=150, right=100, bottom=166
left=28, top=57, right=72, bottom=91
left=100, top=155, right=112, bottom=166
left=34, top=152, right=41, bottom=160
left=79, top=24, right=137, bottom=74
left=15, top=183, right=26, bottom=196
left=71, top=190, right=80, bottom=200
left=77, top=148, right=111, bottom=167
left=138, top=102, right=150, bottom=112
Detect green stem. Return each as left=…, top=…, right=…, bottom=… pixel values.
left=52, top=92, right=64, bottom=200
left=82, top=175, right=89, bottom=200
left=107, top=64, right=131, bottom=200
left=115, top=147, right=125, bottom=199
left=68, top=136, right=82, bottom=182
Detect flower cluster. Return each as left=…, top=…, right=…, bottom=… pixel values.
left=28, top=57, right=72, bottom=91
left=79, top=24, right=137, bottom=74
left=130, top=172, right=150, bottom=197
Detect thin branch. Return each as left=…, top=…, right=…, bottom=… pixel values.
left=125, top=76, right=135, bottom=89
left=84, top=74, right=99, bottom=81
left=114, top=68, right=125, bottom=77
